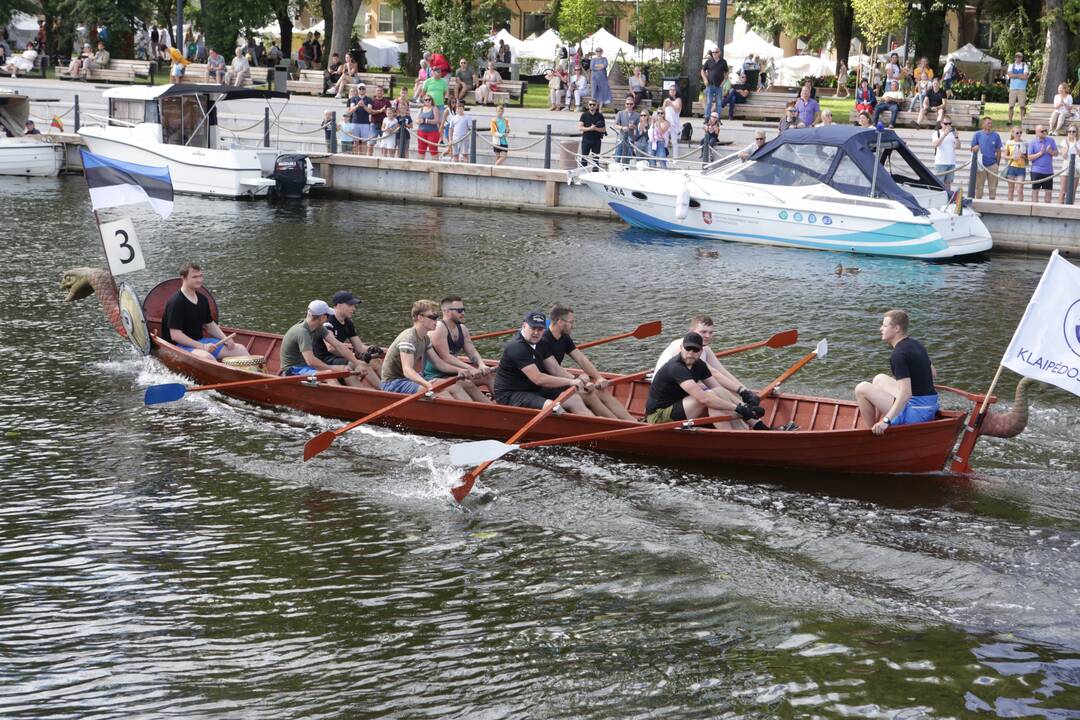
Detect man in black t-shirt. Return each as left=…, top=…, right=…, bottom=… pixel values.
left=646, top=332, right=759, bottom=427
left=854, top=309, right=939, bottom=435
left=538, top=304, right=635, bottom=420
left=493, top=311, right=593, bottom=414
left=161, top=262, right=249, bottom=362
left=578, top=101, right=606, bottom=168
left=700, top=48, right=728, bottom=121
left=312, top=290, right=382, bottom=388
left=918, top=77, right=947, bottom=127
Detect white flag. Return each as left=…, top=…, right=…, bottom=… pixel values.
left=1001, top=250, right=1080, bottom=398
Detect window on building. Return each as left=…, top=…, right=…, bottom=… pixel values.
left=704, top=18, right=736, bottom=46
left=523, top=12, right=550, bottom=38
left=378, top=5, right=404, bottom=34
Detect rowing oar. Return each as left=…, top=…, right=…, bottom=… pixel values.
left=450, top=412, right=734, bottom=467
left=576, top=320, right=662, bottom=350
left=470, top=327, right=518, bottom=341
left=450, top=384, right=580, bottom=503
left=757, top=338, right=828, bottom=398
left=144, top=368, right=352, bottom=406
left=303, top=375, right=462, bottom=461
left=208, top=333, right=235, bottom=350
left=713, top=328, right=798, bottom=359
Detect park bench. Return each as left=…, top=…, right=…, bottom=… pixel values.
left=446, top=77, right=527, bottom=106
left=341, top=72, right=396, bottom=95
left=607, top=85, right=663, bottom=112
left=848, top=98, right=982, bottom=128
left=57, top=58, right=155, bottom=84
left=1020, top=102, right=1079, bottom=133
left=691, top=91, right=796, bottom=120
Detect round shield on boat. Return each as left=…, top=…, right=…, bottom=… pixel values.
left=222, top=355, right=267, bottom=373
left=118, top=282, right=151, bottom=356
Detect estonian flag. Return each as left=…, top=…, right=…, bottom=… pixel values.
left=81, top=149, right=174, bottom=220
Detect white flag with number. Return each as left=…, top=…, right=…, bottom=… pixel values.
left=98, top=217, right=146, bottom=276
left=1001, top=250, right=1080, bottom=398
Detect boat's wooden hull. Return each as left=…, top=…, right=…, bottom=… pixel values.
left=148, top=326, right=969, bottom=476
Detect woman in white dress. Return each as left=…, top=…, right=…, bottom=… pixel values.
left=663, top=92, right=681, bottom=159
left=569, top=66, right=588, bottom=112
left=1057, top=125, right=1079, bottom=203
left=3, top=43, right=38, bottom=76
left=1049, top=82, right=1074, bottom=136
left=475, top=61, right=503, bottom=105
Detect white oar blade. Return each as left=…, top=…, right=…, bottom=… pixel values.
left=449, top=440, right=519, bottom=467
left=815, top=338, right=828, bottom=360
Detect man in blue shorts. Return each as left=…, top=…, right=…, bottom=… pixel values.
left=162, top=261, right=250, bottom=362
left=854, top=309, right=939, bottom=435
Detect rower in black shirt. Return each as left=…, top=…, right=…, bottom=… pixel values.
left=493, top=311, right=593, bottom=414
left=312, top=290, right=381, bottom=388
left=161, top=262, right=249, bottom=362
left=538, top=304, right=634, bottom=420
left=645, top=332, right=759, bottom=427
left=854, top=309, right=939, bottom=434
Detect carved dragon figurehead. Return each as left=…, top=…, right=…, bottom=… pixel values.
left=62, top=267, right=124, bottom=336
left=980, top=378, right=1035, bottom=438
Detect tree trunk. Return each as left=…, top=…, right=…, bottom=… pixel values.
left=276, top=11, right=294, bottom=60
left=330, top=0, right=364, bottom=60
left=321, top=0, right=334, bottom=58
left=681, top=0, right=707, bottom=100
left=832, top=0, right=854, bottom=76
left=402, top=0, right=426, bottom=74
left=1040, top=0, right=1068, bottom=102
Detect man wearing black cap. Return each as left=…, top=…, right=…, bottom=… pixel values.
left=646, top=332, right=760, bottom=428
left=313, top=290, right=383, bottom=389
left=493, top=311, right=593, bottom=415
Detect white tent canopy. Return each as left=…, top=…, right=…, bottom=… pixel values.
left=360, top=36, right=403, bottom=68
left=724, top=30, right=784, bottom=69
left=517, top=28, right=562, bottom=60
left=945, top=42, right=1002, bottom=69
left=581, top=28, right=635, bottom=59
left=776, top=55, right=834, bottom=86
left=6, top=13, right=39, bottom=48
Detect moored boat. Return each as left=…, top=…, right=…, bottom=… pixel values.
left=126, top=278, right=992, bottom=477
left=576, top=127, right=992, bottom=260
left=0, top=89, right=64, bottom=176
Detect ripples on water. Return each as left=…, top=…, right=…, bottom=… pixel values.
left=1, top=176, right=1078, bottom=718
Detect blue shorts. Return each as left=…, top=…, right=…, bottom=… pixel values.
left=1005, top=166, right=1026, bottom=179
left=181, top=338, right=223, bottom=358
left=281, top=365, right=317, bottom=376
left=893, top=394, right=939, bottom=426
left=382, top=378, right=421, bottom=394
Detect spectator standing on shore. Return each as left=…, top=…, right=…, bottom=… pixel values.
left=634, top=112, right=651, bottom=159
left=941, top=56, right=957, bottom=99
left=184, top=30, right=197, bottom=61
left=416, top=96, right=441, bottom=159
left=970, top=116, right=1003, bottom=200
left=546, top=63, right=565, bottom=110
left=664, top=89, right=681, bottom=156
left=1049, top=83, right=1073, bottom=135
left=377, top=106, right=399, bottom=157
left=412, top=58, right=431, bottom=101
left=395, top=90, right=413, bottom=155
left=490, top=104, right=510, bottom=165
left=817, top=108, right=834, bottom=126
left=446, top=103, right=470, bottom=162
left=884, top=53, right=901, bottom=86
left=778, top=103, right=798, bottom=133
left=590, top=48, right=612, bottom=109
left=167, top=46, right=189, bottom=84
left=701, top=113, right=721, bottom=162
left=423, top=66, right=449, bottom=114
left=701, top=47, right=727, bottom=122
left=613, top=96, right=640, bottom=164
left=1004, top=127, right=1028, bottom=202
left=931, top=115, right=961, bottom=191
left=835, top=61, right=849, bottom=98
left=649, top=109, right=670, bottom=168
left=578, top=99, right=606, bottom=168
left=311, top=32, right=322, bottom=69
left=1007, top=52, right=1030, bottom=125
left=1057, top=126, right=1078, bottom=203
left=369, top=86, right=390, bottom=143
left=1028, top=125, right=1058, bottom=204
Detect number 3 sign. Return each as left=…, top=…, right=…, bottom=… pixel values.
left=99, top=217, right=146, bottom=276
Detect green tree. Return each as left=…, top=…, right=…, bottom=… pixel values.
left=556, top=0, right=600, bottom=46
left=733, top=0, right=853, bottom=74
left=851, top=0, right=907, bottom=75
left=632, top=0, right=683, bottom=49
left=419, top=0, right=490, bottom=64
left=0, top=0, right=36, bottom=26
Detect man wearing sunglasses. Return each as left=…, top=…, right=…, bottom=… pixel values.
left=931, top=115, right=960, bottom=191
left=738, top=130, right=767, bottom=161
left=424, top=295, right=493, bottom=403
left=578, top=100, right=606, bottom=168
left=381, top=299, right=456, bottom=397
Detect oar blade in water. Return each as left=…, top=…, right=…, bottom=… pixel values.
left=303, top=431, right=337, bottom=461
left=768, top=328, right=799, bottom=348
left=816, top=338, right=828, bottom=360
left=450, top=440, right=519, bottom=467
left=144, top=383, right=187, bottom=405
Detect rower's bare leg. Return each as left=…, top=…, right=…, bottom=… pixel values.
left=561, top=394, right=595, bottom=416
left=582, top=390, right=616, bottom=418
left=457, top=378, right=492, bottom=403
left=191, top=349, right=217, bottom=362
left=597, top=389, right=636, bottom=421
left=445, top=384, right=473, bottom=401
left=683, top=395, right=744, bottom=429
left=217, top=342, right=251, bottom=358
left=854, top=374, right=897, bottom=428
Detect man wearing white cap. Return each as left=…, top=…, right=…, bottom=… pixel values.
left=279, top=300, right=368, bottom=381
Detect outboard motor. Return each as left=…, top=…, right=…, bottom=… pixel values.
left=268, top=153, right=313, bottom=201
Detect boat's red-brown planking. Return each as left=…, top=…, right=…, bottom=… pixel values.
left=147, top=325, right=969, bottom=475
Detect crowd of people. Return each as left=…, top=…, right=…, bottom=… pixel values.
left=164, top=263, right=933, bottom=436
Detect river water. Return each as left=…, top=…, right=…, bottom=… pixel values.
left=1, top=176, right=1078, bottom=718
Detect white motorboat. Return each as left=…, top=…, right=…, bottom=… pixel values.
left=78, top=84, right=324, bottom=199
left=577, top=126, right=992, bottom=260
left=0, top=89, right=64, bottom=176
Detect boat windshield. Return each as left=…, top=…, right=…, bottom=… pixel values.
left=727, top=143, right=838, bottom=187
left=160, top=95, right=210, bottom=148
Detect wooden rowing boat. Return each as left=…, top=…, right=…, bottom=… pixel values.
left=138, top=279, right=978, bottom=476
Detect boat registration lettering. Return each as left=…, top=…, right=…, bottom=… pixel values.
left=603, top=185, right=626, bottom=197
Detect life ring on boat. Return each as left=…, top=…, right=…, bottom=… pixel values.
left=674, top=181, right=690, bottom=221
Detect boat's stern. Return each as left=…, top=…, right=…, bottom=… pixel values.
left=926, top=206, right=993, bottom=258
